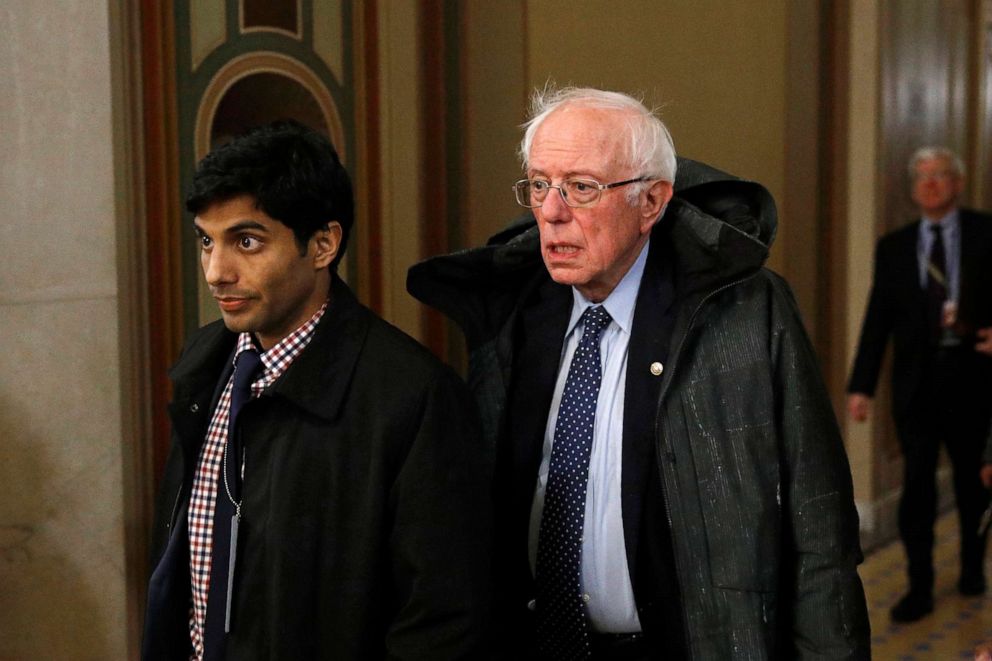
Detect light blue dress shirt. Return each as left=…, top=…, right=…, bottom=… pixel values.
left=528, top=240, right=650, bottom=633
left=917, top=209, right=960, bottom=302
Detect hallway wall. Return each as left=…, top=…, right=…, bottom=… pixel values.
left=462, top=0, right=793, bottom=271
left=4, top=0, right=987, bottom=656
left=524, top=0, right=789, bottom=242
left=458, top=1, right=832, bottom=345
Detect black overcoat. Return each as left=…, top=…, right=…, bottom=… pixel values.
left=142, top=276, right=492, bottom=660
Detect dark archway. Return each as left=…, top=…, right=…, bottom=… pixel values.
left=210, top=72, right=328, bottom=149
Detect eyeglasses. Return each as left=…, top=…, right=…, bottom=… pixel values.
left=512, top=176, right=650, bottom=209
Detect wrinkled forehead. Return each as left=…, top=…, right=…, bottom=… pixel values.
left=529, top=106, right=632, bottom=176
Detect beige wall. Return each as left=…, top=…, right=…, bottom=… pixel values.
left=845, top=0, right=882, bottom=532
left=510, top=1, right=790, bottom=273
left=377, top=0, right=424, bottom=339
left=524, top=0, right=787, bottom=198
left=0, top=1, right=128, bottom=657
left=462, top=1, right=528, bottom=249
left=418, top=1, right=805, bottom=331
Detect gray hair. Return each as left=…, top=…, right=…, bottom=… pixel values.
left=519, top=86, right=677, bottom=201
left=908, top=146, right=965, bottom=179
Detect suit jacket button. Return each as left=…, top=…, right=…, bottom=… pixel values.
left=527, top=599, right=536, bottom=611
left=650, top=362, right=664, bottom=376
left=190, top=403, right=199, bottom=412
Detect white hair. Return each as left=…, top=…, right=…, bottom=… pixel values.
left=518, top=85, right=677, bottom=202
left=908, top=146, right=965, bottom=179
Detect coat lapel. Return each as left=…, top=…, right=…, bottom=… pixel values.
left=898, top=221, right=928, bottom=330
left=958, top=211, right=988, bottom=331
left=267, top=275, right=370, bottom=422
left=168, top=321, right=237, bottom=461
left=507, top=277, right=571, bottom=516
left=622, top=238, right=676, bottom=585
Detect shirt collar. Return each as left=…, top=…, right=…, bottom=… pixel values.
left=566, top=239, right=650, bottom=338
left=920, top=208, right=959, bottom=233
left=234, top=332, right=256, bottom=359
left=233, top=299, right=329, bottom=381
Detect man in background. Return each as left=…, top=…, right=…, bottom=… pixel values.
left=848, top=146, right=992, bottom=623
left=142, top=120, right=490, bottom=660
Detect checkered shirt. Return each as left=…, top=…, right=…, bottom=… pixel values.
left=187, top=301, right=328, bottom=660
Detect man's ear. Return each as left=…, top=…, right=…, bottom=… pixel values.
left=953, top=174, right=966, bottom=197
left=641, top=180, right=674, bottom=233
left=311, top=222, right=342, bottom=270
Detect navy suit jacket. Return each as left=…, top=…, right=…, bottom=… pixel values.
left=494, top=235, right=687, bottom=657
left=848, top=209, right=992, bottom=421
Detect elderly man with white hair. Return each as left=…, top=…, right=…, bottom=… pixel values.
left=411, top=86, right=869, bottom=660
left=849, top=146, right=992, bottom=623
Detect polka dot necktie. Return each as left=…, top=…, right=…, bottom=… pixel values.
left=535, top=305, right=612, bottom=660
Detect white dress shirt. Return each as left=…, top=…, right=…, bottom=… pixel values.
left=528, top=240, right=650, bottom=633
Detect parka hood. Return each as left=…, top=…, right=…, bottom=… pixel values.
left=664, top=157, right=776, bottom=289
left=671, top=157, right=776, bottom=249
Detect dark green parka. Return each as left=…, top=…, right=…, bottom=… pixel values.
left=408, top=159, right=870, bottom=659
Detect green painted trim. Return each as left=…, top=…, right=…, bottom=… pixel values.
left=174, top=0, right=359, bottom=332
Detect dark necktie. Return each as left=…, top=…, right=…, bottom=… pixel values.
left=205, top=349, right=262, bottom=660
left=926, top=225, right=947, bottom=341
left=535, top=305, right=612, bottom=660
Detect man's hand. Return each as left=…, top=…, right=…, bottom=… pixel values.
left=981, top=464, right=992, bottom=490
left=847, top=393, right=872, bottom=422
left=974, top=640, right=992, bottom=661
left=977, top=327, right=992, bottom=356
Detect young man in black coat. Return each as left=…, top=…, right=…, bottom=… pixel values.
left=142, top=121, right=491, bottom=660
left=848, top=146, right=992, bottom=623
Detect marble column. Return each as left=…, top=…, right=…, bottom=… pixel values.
left=0, top=1, right=127, bottom=657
